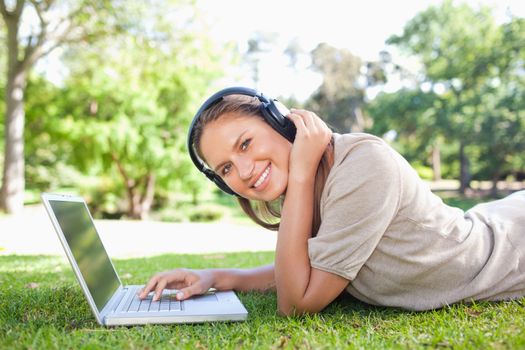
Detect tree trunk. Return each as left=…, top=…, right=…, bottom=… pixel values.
left=490, top=175, right=499, bottom=198
left=352, top=106, right=365, bottom=133
left=113, top=154, right=156, bottom=220
left=459, top=141, right=471, bottom=195
left=127, top=183, right=141, bottom=220
left=126, top=174, right=155, bottom=220
left=139, top=173, right=156, bottom=219
left=432, top=140, right=442, bottom=181
left=191, top=188, right=198, bottom=206
left=1, top=8, right=26, bottom=213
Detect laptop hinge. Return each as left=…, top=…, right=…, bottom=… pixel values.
left=99, top=286, right=128, bottom=322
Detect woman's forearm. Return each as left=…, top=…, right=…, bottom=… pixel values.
left=211, top=264, right=275, bottom=292
left=274, top=177, right=315, bottom=314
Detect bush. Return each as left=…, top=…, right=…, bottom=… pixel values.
left=188, top=204, right=224, bottom=222
left=413, top=163, right=434, bottom=180
left=156, top=208, right=188, bottom=223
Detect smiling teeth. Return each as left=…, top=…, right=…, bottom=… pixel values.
left=253, top=166, right=270, bottom=188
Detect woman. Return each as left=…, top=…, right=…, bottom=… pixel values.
left=139, top=89, right=525, bottom=315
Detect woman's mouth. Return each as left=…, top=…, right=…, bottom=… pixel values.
left=252, top=164, right=271, bottom=190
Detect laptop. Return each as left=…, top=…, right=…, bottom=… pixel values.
left=41, top=193, right=248, bottom=326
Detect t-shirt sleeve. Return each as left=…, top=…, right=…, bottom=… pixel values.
left=308, top=140, right=402, bottom=280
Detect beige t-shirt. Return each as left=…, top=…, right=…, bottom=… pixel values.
left=308, top=133, right=525, bottom=310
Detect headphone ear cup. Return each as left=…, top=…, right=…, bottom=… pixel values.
left=260, top=103, right=297, bottom=143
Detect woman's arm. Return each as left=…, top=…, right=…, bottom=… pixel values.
left=212, top=264, right=275, bottom=292
left=277, top=178, right=349, bottom=315
left=275, top=109, right=349, bottom=316
left=138, top=264, right=275, bottom=301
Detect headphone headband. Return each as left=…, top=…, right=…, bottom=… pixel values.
left=187, top=86, right=296, bottom=196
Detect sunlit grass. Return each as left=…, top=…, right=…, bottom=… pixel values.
left=1, top=253, right=525, bottom=349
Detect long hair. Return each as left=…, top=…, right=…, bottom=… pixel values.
left=192, top=94, right=334, bottom=236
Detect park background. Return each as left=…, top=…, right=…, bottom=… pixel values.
left=1, top=0, right=525, bottom=349
left=0, top=0, right=524, bottom=220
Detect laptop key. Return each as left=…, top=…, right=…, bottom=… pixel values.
left=128, top=296, right=142, bottom=312
left=150, top=300, right=161, bottom=312
left=160, top=295, right=170, bottom=311
left=138, top=299, right=151, bottom=312
left=119, top=291, right=135, bottom=313
left=170, top=300, right=181, bottom=311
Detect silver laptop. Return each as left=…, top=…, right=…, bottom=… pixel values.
left=41, top=193, right=248, bottom=326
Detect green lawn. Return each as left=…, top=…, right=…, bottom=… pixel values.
left=2, top=253, right=525, bottom=349
left=440, top=195, right=498, bottom=211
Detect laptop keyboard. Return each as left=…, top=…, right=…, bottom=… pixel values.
left=123, top=289, right=181, bottom=313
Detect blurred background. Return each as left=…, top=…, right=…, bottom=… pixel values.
left=1, top=0, right=524, bottom=225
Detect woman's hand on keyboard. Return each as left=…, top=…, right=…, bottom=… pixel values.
left=138, top=268, right=215, bottom=301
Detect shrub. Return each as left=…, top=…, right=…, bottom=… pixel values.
left=188, top=204, right=224, bottom=222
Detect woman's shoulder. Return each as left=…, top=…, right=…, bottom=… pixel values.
left=332, top=132, right=392, bottom=166
left=333, top=132, right=384, bottom=143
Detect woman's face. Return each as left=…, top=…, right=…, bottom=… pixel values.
left=199, top=113, right=292, bottom=201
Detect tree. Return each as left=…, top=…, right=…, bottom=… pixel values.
left=41, top=3, right=227, bottom=219
left=306, top=43, right=387, bottom=133
left=0, top=0, right=119, bottom=213
left=474, top=17, right=525, bottom=195
left=244, top=31, right=278, bottom=89
left=366, top=88, right=445, bottom=179
left=306, top=43, right=363, bottom=132
left=387, top=0, right=504, bottom=193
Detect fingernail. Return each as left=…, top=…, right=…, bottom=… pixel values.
left=177, top=292, right=184, bottom=299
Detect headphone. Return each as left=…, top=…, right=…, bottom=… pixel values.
left=187, top=86, right=297, bottom=196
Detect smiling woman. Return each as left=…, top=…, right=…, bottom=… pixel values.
left=138, top=86, right=525, bottom=317
left=188, top=88, right=334, bottom=234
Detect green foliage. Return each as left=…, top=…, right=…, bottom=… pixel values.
left=188, top=203, right=225, bottom=222
left=306, top=43, right=365, bottom=133
left=412, top=163, right=433, bottom=181
left=21, top=0, right=234, bottom=217
left=0, top=23, right=5, bottom=176
left=24, top=76, right=82, bottom=191
left=305, top=43, right=389, bottom=133
left=2, top=253, right=525, bottom=349
left=474, top=81, right=525, bottom=180
left=388, top=0, right=499, bottom=87
left=366, top=88, right=439, bottom=162
left=380, top=1, right=525, bottom=183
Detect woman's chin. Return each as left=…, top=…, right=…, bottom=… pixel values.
left=242, top=188, right=284, bottom=202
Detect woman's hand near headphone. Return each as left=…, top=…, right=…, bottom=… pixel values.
left=286, top=109, right=332, bottom=183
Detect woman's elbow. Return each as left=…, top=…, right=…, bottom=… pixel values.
left=277, top=299, right=324, bottom=317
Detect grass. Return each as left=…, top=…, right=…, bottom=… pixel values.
left=2, top=253, right=525, bottom=349
left=439, top=193, right=499, bottom=211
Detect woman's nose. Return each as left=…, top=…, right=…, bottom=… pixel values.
left=236, top=157, right=254, bottom=180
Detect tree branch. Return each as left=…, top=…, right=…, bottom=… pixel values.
left=14, top=0, right=24, bottom=17
left=21, top=0, right=50, bottom=70
left=111, top=151, right=136, bottom=190
left=24, top=2, right=111, bottom=68
left=29, top=0, right=45, bottom=23
left=0, top=0, right=25, bottom=20
left=0, top=1, right=8, bottom=18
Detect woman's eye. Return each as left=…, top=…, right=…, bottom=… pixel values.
left=222, top=164, right=232, bottom=176
left=240, top=138, right=251, bottom=151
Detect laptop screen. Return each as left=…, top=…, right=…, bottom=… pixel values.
left=48, top=200, right=120, bottom=311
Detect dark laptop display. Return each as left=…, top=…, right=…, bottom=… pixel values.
left=48, top=200, right=120, bottom=310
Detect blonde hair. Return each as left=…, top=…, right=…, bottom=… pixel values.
left=192, top=94, right=334, bottom=236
